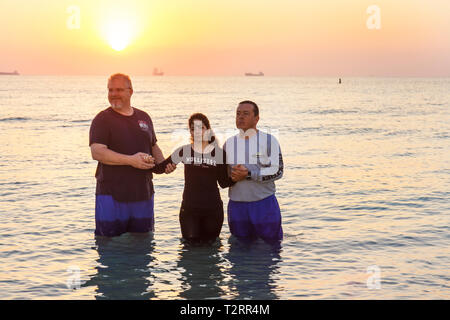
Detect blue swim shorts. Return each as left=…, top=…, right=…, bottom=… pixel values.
left=95, top=194, right=155, bottom=237
left=227, top=194, right=283, bottom=243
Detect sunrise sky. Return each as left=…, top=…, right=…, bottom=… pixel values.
left=0, top=0, right=449, bottom=76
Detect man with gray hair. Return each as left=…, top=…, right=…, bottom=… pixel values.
left=89, top=73, right=175, bottom=237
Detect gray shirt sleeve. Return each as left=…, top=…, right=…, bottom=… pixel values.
left=248, top=134, right=284, bottom=183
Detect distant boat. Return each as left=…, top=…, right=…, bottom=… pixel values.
left=153, top=68, right=164, bottom=76
left=0, top=70, right=19, bottom=75
left=245, top=71, right=264, bottom=77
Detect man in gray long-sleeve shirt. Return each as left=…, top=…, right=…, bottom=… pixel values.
left=224, top=100, right=284, bottom=243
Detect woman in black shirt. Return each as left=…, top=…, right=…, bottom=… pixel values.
left=152, top=113, right=234, bottom=245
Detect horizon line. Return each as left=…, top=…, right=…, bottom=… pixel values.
left=1, top=74, right=449, bottom=78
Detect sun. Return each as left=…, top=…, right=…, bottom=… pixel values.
left=100, top=7, right=138, bottom=52
left=106, top=20, right=133, bottom=51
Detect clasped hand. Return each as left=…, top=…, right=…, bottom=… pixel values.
left=139, top=153, right=176, bottom=174
left=231, top=164, right=248, bottom=182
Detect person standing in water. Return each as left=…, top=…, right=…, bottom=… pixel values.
left=224, top=100, right=284, bottom=244
left=89, top=73, right=176, bottom=237
left=152, top=113, right=235, bottom=245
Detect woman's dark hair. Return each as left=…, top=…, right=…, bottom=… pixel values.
left=188, top=113, right=216, bottom=144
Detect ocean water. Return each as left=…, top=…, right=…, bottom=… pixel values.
left=0, top=76, right=449, bottom=299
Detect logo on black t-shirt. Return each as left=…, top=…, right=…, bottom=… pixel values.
left=138, top=120, right=149, bottom=131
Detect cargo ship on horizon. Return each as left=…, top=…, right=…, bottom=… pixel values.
left=153, top=68, right=164, bottom=76
left=0, top=70, right=19, bottom=75
left=245, top=71, right=264, bottom=76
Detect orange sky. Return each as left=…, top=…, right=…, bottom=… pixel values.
left=0, top=0, right=449, bottom=76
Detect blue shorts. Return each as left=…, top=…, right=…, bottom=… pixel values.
left=227, top=194, right=283, bottom=243
left=95, top=195, right=155, bottom=237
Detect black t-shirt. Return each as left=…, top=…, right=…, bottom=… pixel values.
left=89, top=107, right=157, bottom=202
left=154, top=144, right=234, bottom=209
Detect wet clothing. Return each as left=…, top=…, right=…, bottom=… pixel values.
left=95, top=195, right=154, bottom=237
left=154, top=144, right=234, bottom=243
left=224, top=130, right=284, bottom=242
left=89, top=107, right=158, bottom=237
left=179, top=203, right=224, bottom=245
left=228, top=194, right=282, bottom=243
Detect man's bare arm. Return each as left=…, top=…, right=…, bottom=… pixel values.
left=90, top=143, right=154, bottom=170
left=151, top=143, right=165, bottom=164
left=151, top=143, right=177, bottom=174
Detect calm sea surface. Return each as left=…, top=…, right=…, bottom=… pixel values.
left=0, top=76, right=449, bottom=299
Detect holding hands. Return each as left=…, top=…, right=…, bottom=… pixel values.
left=164, top=163, right=177, bottom=174
left=129, top=152, right=155, bottom=170
left=140, top=153, right=177, bottom=174
left=231, top=164, right=249, bottom=182
left=141, top=153, right=155, bottom=166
